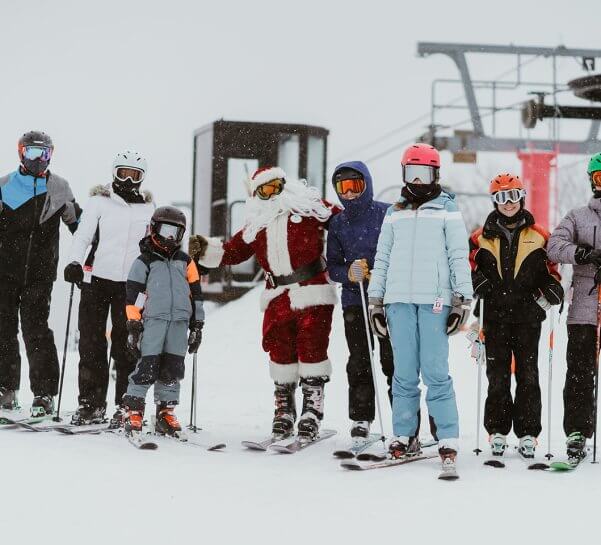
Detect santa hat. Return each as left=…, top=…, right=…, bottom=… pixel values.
left=248, top=166, right=287, bottom=194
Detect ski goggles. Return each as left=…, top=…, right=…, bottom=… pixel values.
left=491, top=188, right=526, bottom=205
left=335, top=178, right=366, bottom=195
left=592, top=170, right=601, bottom=186
left=402, top=164, right=438, bottom=185
left=156, top=222, right=184, bottom=241
left=23, top=146, right=52, bottom=161
left=114, top=166, right=145, bottom=184
left=255, top=178, right=285, bottom=200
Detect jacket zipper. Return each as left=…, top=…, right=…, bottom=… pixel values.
left=23, top=177, right=38, bottom=286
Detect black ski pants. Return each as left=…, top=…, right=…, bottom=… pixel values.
left=484, top=320, right=542, bottom=437
left=0, top=279, right=59, bottom=396
left=77, top=276, right=135, bottom=408
left=564, top=324, right=597, bottom=438
left=343, top=305, right=394, bottom=422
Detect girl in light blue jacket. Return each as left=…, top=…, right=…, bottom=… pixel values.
left=367, top=144, right=472, bottom=476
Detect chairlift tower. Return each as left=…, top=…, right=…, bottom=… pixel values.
left=417, top=42, right=601, bottom=228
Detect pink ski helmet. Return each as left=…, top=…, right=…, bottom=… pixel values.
left=401, top=143, right=440, bottom=168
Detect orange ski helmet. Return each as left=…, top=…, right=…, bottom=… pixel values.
left=489, top=173, right=523, bottom=194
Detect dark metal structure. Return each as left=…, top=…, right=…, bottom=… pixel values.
left=191, top=119, right=329, bottom=301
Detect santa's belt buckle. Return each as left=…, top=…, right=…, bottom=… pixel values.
left=265, top=272, right=277, bottom=288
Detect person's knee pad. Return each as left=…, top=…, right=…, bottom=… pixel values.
left=159, top=354, right=185, bottom=383
left=129, top=356, right=160, bottom=385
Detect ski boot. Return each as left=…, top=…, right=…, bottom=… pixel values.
left=272, top=382, right=297, bottom=439
left=350, top=420, right=370, bottom=440
left=123, top=409, right=144, bottom=437
left=518, top=435, right=537, bottom=459
left=155, top=403, right=186, bottom=440
left=31, top=395, right=54, bottom=418
left=108, top=406, right=126, bottom=429
left=438, top=444, right=459, bottom=480
left=71, top=401, right=106, bottom=425
left=388, top=436, right=421, bottom=459
left=489, top=433, right=507, bottom=457
left=566, top=431, right=587, bottom=464
left=297, top=376, right=328, bottom=442
left=0, top=388, right=19, bottom=410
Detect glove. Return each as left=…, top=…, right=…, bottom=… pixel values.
left=538, top=283, right=563, bottom=306
left=446, top=294, right=472, bottom=336
left=188, top=235, right=209, bottom=261
left=188, top=320, right=204, bottom=354
left=64, top=262, right=83, bottom=284
left=348, top=259, right=370, bottom=283
left=535, top=295, right=552, bottom=311
left=368, top=297, right=389, bottom=338
left=574, top=245, right=601, bottom=267
left=126, top=320, right=144, bottom=360
left=466, top=322, right=485, bottom=361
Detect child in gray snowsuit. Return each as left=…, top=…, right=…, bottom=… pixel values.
left=122, top=206, right=204, bottom=438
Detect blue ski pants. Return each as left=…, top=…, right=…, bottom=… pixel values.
left=386, top=303, right=459, bottom=440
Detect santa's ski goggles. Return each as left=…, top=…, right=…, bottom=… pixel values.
left=335, top=178, right=366, bottom=195
left=114, top=166, right=145, bottom=184
left=402, top=164, right=439, bottom=185
left=491, top=188, right=526, bottom=205
left=156, top=222, right=184, bottom=241
left=591, top=170, right=601, bottom=186
left=23, top=146, right=52, bottom=161
left=255, top=178, right=285, bottom=200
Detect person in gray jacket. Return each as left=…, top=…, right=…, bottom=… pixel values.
left=121, top=206, right=204, bottom=439
left=547, top=151, right=601, bottom=462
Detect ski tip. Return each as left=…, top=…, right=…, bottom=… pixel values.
left=208, top=443, right=226, bottom=451
left=138, top=442, right=159, bottom=450
left=528, top=462, right=550, bottom=470
left=340, top=462, right=363, bottom=471
left=484, top=459, right=505, bottom=468
left=438, top=473, right=460, bottom=481
left=332, top=451, right=355, bottom=459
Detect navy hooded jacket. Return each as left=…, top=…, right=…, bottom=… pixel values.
left=326, top=161, right=389, bottom=308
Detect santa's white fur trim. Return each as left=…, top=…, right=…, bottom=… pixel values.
left=198, top=237, right=225, bottom=269
left=259, top=283, right=338, bottom=312
left=299, top=359, right=332, bottom=378
left=269, top=361, right=299, bottom=384
left=266, top=214, right=293, bottom=276
left=249, top=167, right=287, bottom=193
left=289, top=283, right=338, bottom=310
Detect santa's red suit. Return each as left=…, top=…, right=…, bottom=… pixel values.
left=198, top=168, right=339, bottom=385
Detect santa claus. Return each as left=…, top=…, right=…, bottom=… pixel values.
left=189, top=166, right=339, bottom=441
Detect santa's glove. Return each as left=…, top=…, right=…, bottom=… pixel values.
left=126, top=320, right=144, bottom=361
left=368, top=297, right=389, bottom=339
left=64, top=262, right=83, bottom=285
left=348, top=259, right=370, bottom=283
left=446, top=294, right=472, bottom=336
left=188, top=235, right=209, bottom=261
left=188, top=320, right=204, bottom=354
left=575, top=245, right=601, bottom=267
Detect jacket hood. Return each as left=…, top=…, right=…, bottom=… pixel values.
left=332, top=161, right=373, bottom=218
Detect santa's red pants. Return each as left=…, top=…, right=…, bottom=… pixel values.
left=262, top=292, right=333, bottom=381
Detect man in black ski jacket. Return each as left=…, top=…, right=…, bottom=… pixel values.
left=0, top=131, right=81, bottom=416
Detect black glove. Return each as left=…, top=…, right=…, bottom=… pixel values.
left=368, top=298, right=389, bottom=339
left=446, top=294, right=472, bottom=336
left=472, top=271, right=494, bottom=298
left=188, top=320, right=204, bottom=354
left=64, top=262, right=83, bottom=284
left=575, top=245, right=601, bottom=267
left=540, top=283, right=564, bottom=306
left=126, top=320, right=144, bottom=360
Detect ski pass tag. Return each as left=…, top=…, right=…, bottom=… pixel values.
left=83, top=265, right=93, bottom=284
left=432, top=297, right=444, bottom=314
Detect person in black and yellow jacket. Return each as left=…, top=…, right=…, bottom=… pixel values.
left=469, top=173, right=563, bottom=460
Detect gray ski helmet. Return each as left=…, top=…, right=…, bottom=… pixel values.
left=150, top=206, right=187, bottom=252
left=18, top=131, right=54, bottom=176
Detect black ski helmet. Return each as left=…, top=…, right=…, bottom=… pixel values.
left=18, top=131, right=54, bottom=176
left=150, top=206, right=187, bottom=253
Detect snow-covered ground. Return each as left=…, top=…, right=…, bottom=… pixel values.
left=3, top=286, right=600, bottom=544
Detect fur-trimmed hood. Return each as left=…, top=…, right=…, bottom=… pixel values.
left=90, top=183, right=153, bottom=203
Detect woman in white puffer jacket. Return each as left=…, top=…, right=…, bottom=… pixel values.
left=64, top=151, right=155, bottom=426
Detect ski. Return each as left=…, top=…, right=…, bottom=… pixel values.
left=270, top=429, right=337, bottom=454
left=241, top=436, right=283, bottom=451
left=484, top=458, right=505, bottom=468
left=152, top=432, right=226, bottom=452
left=127, top=433, right=158, bottom=450
left=356, top=438, right=439, bottom=462
left=332, top=433, right=384, bottom=459
left=341, top=453, right=438, bottom=471
left=547, top=457, right=584, bottom=471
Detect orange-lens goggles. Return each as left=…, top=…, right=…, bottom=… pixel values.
left=255, top=178, right=285, bottom=199
left=335, top=178, right=365, bottom=195
left=592, top=171, right=601, bottom=186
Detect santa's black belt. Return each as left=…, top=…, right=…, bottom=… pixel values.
left=264, top=257, right=326, bottom=288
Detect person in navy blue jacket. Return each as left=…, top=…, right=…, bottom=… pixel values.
left=326, top=161, right=394, bottom=440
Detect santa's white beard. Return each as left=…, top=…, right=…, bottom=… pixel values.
left=242, top=179, right=331, bottom=243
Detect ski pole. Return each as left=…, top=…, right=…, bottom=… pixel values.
left=54, top=284, right=75, bottom=422
left=545, top=307, right=555, bottom=460
left=188, top=352, right=198, bottom=432
left=359, top=280, right=386, bottom=445
left=593, top=277, right=601, bottom=464
left=474, top=297, right=484, bottom=455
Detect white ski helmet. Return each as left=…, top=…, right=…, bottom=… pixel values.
left=112, top=150, right=147, bottom=184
